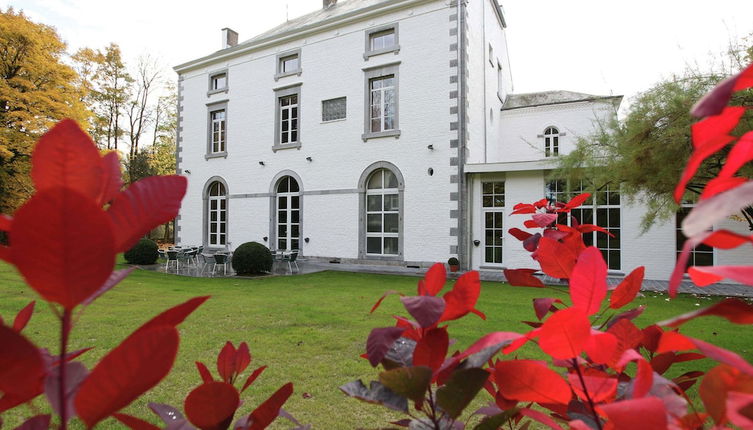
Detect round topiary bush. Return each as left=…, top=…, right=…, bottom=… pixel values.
left=124, top=238, right=160, bottom=265
left=232, top=242, right=273, bottom=275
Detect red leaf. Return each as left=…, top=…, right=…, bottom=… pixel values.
left=112, top=413, right=161, bottom=430
left=727, top=391, right=753, bottom=429
left=609, top=266, right=645, bottom=309
left=691, top=106, right=746, bottom=148
left=533, top=298, right=563, bottom=320
left=700, top=364, right=753, bottom=425
left=445, top=331, right=523, bottom=371
left=366, top=327, right=406, bottom=367
left=133, top=296, right=210, bottom=337
left=632, top=359, right=654, bottom=398
left=519, top=408, right=565, bottom=430
left=691, top=64, right=753, bottom=117
left=658, top=331, right=753, bottom=375
left=531, top=213, right=558, bottom=228
left=422, top=263, right=446, bottom=296
left=508, top=228, right=533, bottom=241
left=584, top=331, right=618, bottom=366
left=562, top=193, right=591, bottom=211
left=13, top=415, right=52, bottom=430
left=75, top=326, right=180, bottom=427
left=539, top=307, right=591, bottom=359
left=533, top=237, right=578, bottom=279
left=413, top=327, right=449, bottom=371
left=511, top=203, right=537, bottom=215
left=440, top=271, right=485, bottom=322
left=185, top=381, right=240, bottom=430
left=44, top=361, right=88, bottom=420
left=247, top=383, right=294, bottom=430
left=524, top=220, right=540, bottom=229
left=96, top=151, right=123, bottom=206
left=0, top=325, right=45, bottom=411
left=10, top=188, right=115, bottom=309
left=607, top=318, right=642, bottom=355
left=681, top=181, right=753, bottom=237
left=369, top=290, right=404, bottom=313
left=733, top=63, right=753, bottom=91
left=659, top=298, right=753, bottom=327
left=689, top=265, right=753, bottom=286
left=196, top=361, right=214, bottom=383
left=569, top=247, right=607, bottom=316
left=575, top=224, right=613, bottom=236
left=567, top=368, right=617, bottom=403
left=504, top=269, right=545, bottom=288
left=235, top=342, right=251, bottom=376
left=523, top=233, right=542, bottom=252
left=107, top=175, right=188, bottom=252
left=31, top=119, right=103, bottom=202
left=494, top=360, right=571, bottom=404
left=641, top=325, right=664, bottom=353
left=598, top=397, right=667, bottom=430
left=702, top=229, right=753, bottom=249
left=12, top=301, right=35, bottom=332
left=217, top=342, right=237, bottom=383
left=607, top=305, right=646, bottom=328
left=241, top=366, right=267, bottom=393
left=702, top=176, right=749, bottom=200
left=674, top=134, right=736, bottom=202
left=400, top=296, right=445, bottom=328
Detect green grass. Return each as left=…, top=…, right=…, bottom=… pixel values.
left=1, top=260, right=752, bottom=429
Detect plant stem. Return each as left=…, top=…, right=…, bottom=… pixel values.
left=59, top=309, right=72, bottom=430
left=572, top=359, right=603, bottom=430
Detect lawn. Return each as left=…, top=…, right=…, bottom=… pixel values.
left=1, top=260, right=752, bottom=429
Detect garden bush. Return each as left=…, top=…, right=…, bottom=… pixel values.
left=123, top=238, right=159, bottom=265
left=232, top=241, right=273, bottom=275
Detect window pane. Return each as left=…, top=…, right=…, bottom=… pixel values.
left=278, top=211, right=287, bottom=223
left=384, top=194, right=399, bottom=211
left=608, top=251, right=620, bottom=270
left=210, top=200, right=217, bottom=210
left=384, top=237, right=398, bottom=255
left=278, top=239, right=286, bottom=250
left=493, top=230, right=503, bottom=246
left=494, top=213, right=503, bottom=229
left=367, top=237, right=381, bottom=254
left=220, top=199, right=226, bottom=209
left=371, top=119, right=381, bottom=133
left=278, top=178, right=289, bottom=193
left=482, top=182, right=493, bottom=194
left=367, top=214, right=382, bottom=232
left=291, top=225, right=299, bottom=237
left=384, top=171, right=398, bottom=188
left=278, top=225, right=287, bottom=238
left=367, top=171, right=383, bottom=189
left=291, top=196, right=299, bottom=209
left=485, top=212, right=494, bottom=228
left=608, top=208, right=620, bottom=227
left=695, top=252, right=713, bottom=267
left=367, top=195, right=382, bottom=212
left=291, top=239, right=300, bottom=250
left=485, top=247, right=493, bottom=263
left=210, top=224, right=217, bottom=233
left=493, top=182, right=504, bottom=194
left=384, top=214, right=399, bottom=233
left=483, top=196, right=493, bottom=207
left=493, top=247, right=502, bottom=263
left=291, top=210, right=299, bottom=223
left=278, top=198, right=287, bottom=209
left=290, top=179, right=300, bottom=193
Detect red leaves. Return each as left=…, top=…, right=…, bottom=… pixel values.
left=247, top=383, right=293, bottom=430
left=569, top=247, right=607, bottom=316
left=539, top=307, right=591, bottom=359
left=504, top=269, right=544, bottom=288
left=10, top=188, right=115, bottom=310
left=108, top=175, right=188, bottom=252
left=691, top=106, right=746, bottom=149
left=598, top=397, right=667, bottom=430
left=366, top=327, right=406, bottom=367
left=413, top=327, right=449, bottom=371
left=681, top=182, right=753, bottom=237
left=658, top=298, right=753, bottom=327
left=75, top=326, right=180, bottom=427
left=184, top=382, right=240, bottom=430
left=400, top=296, right=445, bottom=328
left=568, top=368, right=617, bottom=403
left=692, top=63, right=753, bottom=117
left=419, top=263, right=446, bottom=296
left=533, top=237, right=578, bottom=279
left=674, top=134, right=736, bottom=202
left=560, top=193, right=591, bottom=212
left=0, top=326, right=45, bottom=412
left=493, top=360, right=571, bottom=404
left=217, top=341, right=251, bottom=384
left=609, top=266, right=645, bottom=309
left=689, top=265, right=753, bottom=286
left=12, top=301, right=35, bottom=332
left=439, top=270, right=485, bottom=322
left=699, top=364, right=753, bottom=425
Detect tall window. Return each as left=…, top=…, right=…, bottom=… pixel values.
left=276, top=176, right=301, bottom=251
left=482, top=182, right=505, bottom=264
left=279, top=94, right=298, bottom=145
left=546, top=180, right=621, bottom=270
left=207, top=181, right=227, bottom=247
left=369, top=75, right=396, bottom=133
left=366, top=169, right=399, bottom=256
left=210, top=109, right=226, bottom=153
left=544, top=126, right=559, bottom=157
left=369, top=29, right=395, bottom=51
left=677, top=207, right=713, bottom=267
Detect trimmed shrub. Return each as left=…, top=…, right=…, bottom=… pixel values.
left=232, top=242, right=273, bottom=275
left=124, top=238, right=160, bottom=265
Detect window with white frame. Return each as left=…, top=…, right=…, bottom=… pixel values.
left=546, top=180, right=621, bottom=270
left=364, top=24, right=399, bottom=59
left=370, top=75, right=395, bottom=132
left=210, top=73, right=227, bottom=91
left=322, top=97, right=346, bottom=122
left=209, top=109, right=226, bottom=154
left=544, top=126, right=559, bottom=157
left=676, top=207, right=714, bottom=267
left=275, top=49, right=302, bottom=80
left=366, top=169, right=400, bottom=256
left=482, top=182, right=505, bottom=264
left=276, top=176, right=301, bottom=251
left=207, top=181, right=227, bottom=247
left=279, top=94, right=298, bottom=145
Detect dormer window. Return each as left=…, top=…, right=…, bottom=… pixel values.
left=208, top=70, right=228, bottom=95
left=544, top=126, right=560, bottom=157
left=364, top=24, right=400, bottom=59
left=275, top=49, right=302, bottom=80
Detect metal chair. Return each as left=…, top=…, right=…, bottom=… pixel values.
left=282, top=250, right=299, bottom=274
left=212, top=253, right=228, bottom=276
left=166, top=250, right=179, bottom=271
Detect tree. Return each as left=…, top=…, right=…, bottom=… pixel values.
left=0, top=8, right=90, bottom=213
left=553, top=39, right=753, bottom=230
left=126, top=55, right=161, bottom=161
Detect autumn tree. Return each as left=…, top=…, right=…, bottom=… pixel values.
left=0, top=8, right=90, bottom=213
left=553, top=38, right=753, bottom=230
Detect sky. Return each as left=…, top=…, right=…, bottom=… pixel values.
left=5, top=0, right=753, bottom=110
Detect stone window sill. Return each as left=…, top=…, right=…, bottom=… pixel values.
left=207, top=88, right=229, bottom=96
left=362, top=129, right=401, bottom=141
left=205, top=152, right=228, bottom=160
left=272, top=142, right=301, bottom=152
left=363, top=46, right=400, bottom=60
left=274, top=70, right=302, bottom=81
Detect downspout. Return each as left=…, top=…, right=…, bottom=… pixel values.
left=457, top=0, right=469, bottom=270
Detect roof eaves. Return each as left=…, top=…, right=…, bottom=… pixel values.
left=500, top=95, right=624, bottom=111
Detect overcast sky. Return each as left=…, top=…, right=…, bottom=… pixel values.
left=6, top=0, right=753, bottom=108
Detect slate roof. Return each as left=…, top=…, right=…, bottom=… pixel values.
left=501, top=91, right=622, bottom=110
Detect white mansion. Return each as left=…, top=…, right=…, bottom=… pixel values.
left=174, top=0, right=749, bottom=281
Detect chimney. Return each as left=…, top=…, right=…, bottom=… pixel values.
left=221, top=28, right=238, bottom=49
left=323, top=0, right=337, bottom=8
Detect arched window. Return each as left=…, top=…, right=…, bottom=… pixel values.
left=365, top=168, right=400, bottom=256
left=544, top=126, right=559, bottom=157
left=207, top=181, right=227, bottom=246
left=275, top=176, right=301, bottom=251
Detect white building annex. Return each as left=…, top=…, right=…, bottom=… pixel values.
left=173, top=0, right=751, bottom=282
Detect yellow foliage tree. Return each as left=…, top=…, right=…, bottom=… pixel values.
left=0, top=8, right=90, bottom=213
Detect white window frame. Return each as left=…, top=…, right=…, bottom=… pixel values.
left=273, top=84, right=302, bottom=151
left=482, top=181, right=505, bottom=266
left=206, top=100, right=228, bottom=159
left=275, top=49, right=302, bottom=80
left=543, top=126, right=559, bottom=157
left=364, top=24, right=400, bottom=60
left=362, top=62, right=400, bottom=140
left=208, top=69, right=228, bottom=95
left=207, top=181, right=227, bottom=248
left=365, top=169, right=400, bottom=257
left=275, top=176, right=301, bottom=251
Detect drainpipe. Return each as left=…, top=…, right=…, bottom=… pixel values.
left=457, top=0, right=469, bottom=270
